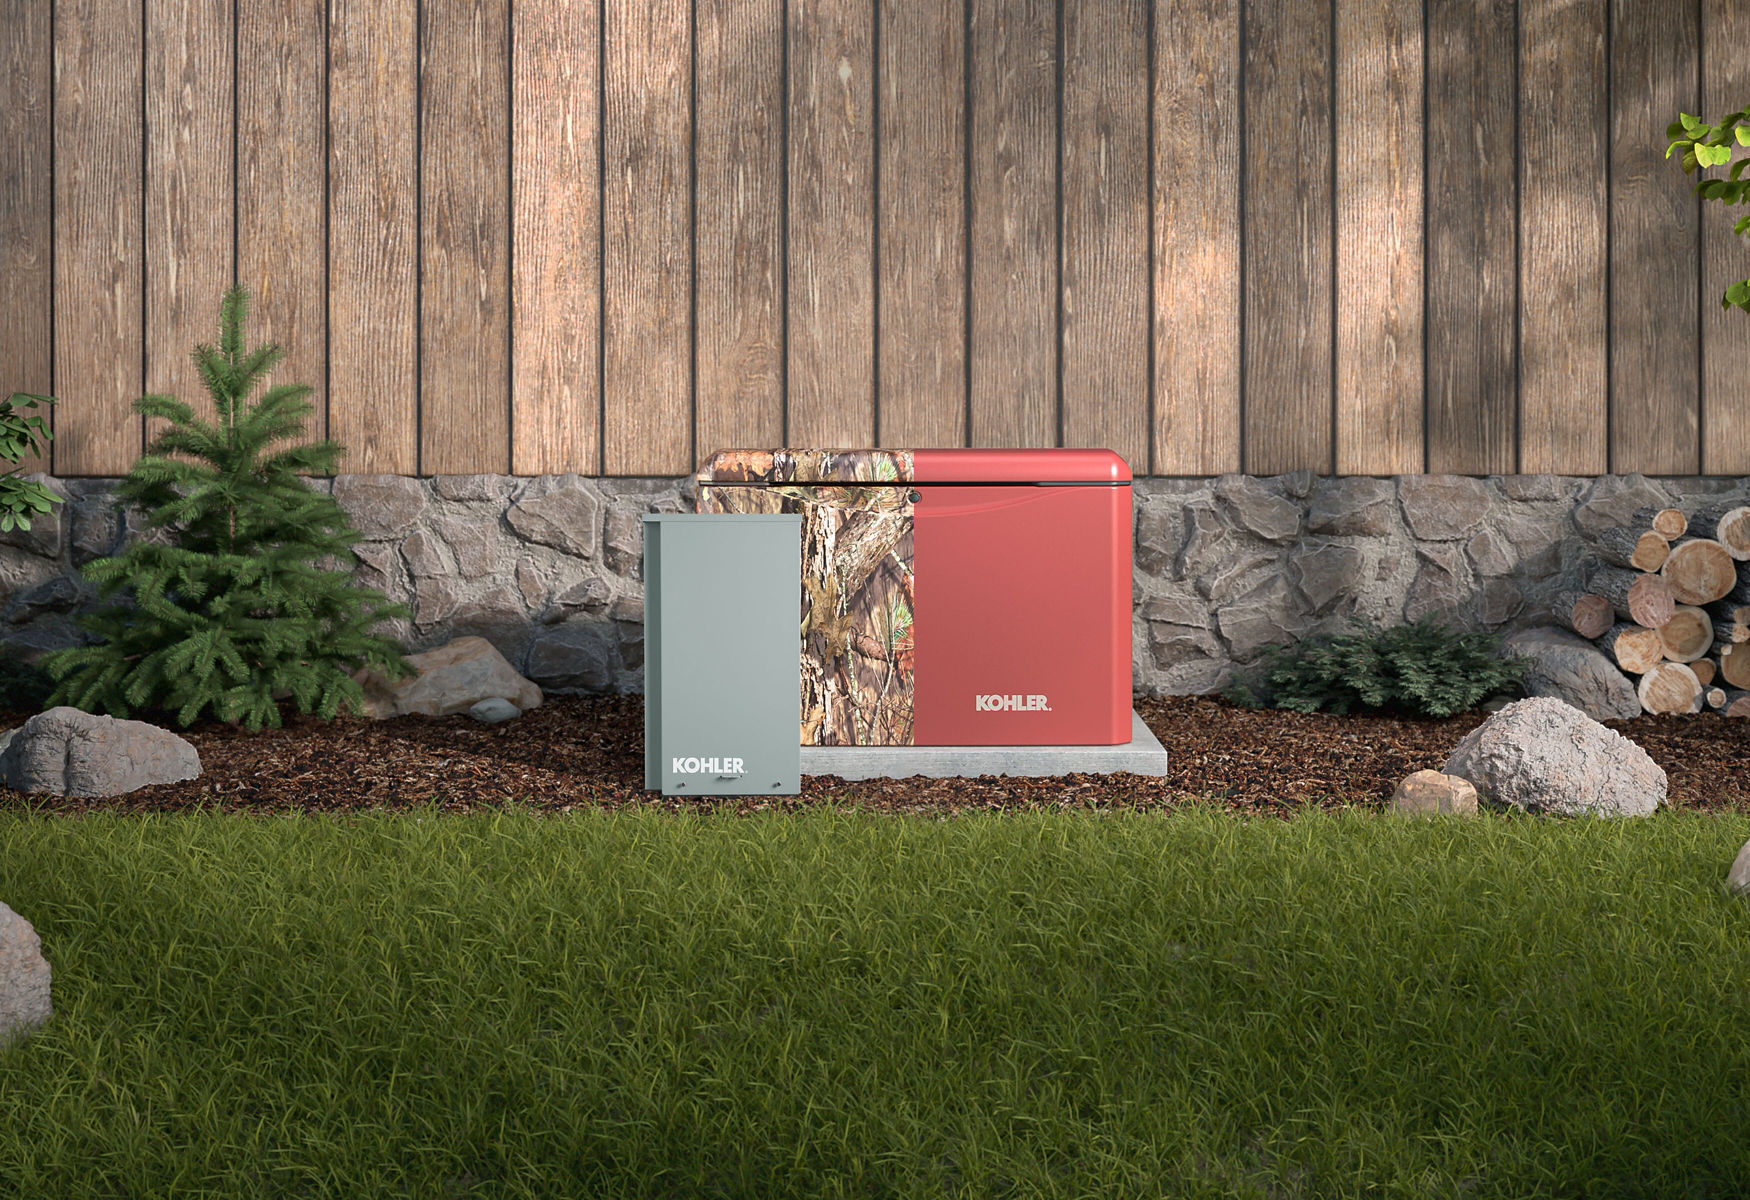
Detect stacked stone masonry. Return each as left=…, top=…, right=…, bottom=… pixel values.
left=2, top=471, right=1745, bottom=698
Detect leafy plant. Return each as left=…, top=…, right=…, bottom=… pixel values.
left=0, top=391, right=62, bottom=532
left=0, top=657, right=56, bottom=713
left=1667, top=103, right=1750, bottom=313
left=41, top=284, right=412, bottom=730
left=1224, top=617, right=1528, bottom=718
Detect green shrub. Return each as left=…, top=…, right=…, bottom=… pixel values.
left=41, top=284, right=412, bottom=730
left=0, top=657, right=55, bottom=713
left=0, top=391, right=62, bottom=532
left=1224, top=616, right=1528, bottom=718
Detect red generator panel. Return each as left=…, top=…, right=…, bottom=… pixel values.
left=696, top=448, right=1132, bottom=747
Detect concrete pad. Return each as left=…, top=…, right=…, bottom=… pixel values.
left=801, top=709, right=1169, bottom=781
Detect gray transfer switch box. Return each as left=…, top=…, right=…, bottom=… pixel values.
left=643, top=514, right=802, bottom=796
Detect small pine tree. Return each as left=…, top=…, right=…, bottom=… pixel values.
left=43, top=284, right=412, bottom=729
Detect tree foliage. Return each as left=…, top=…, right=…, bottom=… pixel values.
left=1667, top=103, right=1750, bottom=313
left=41, top=285, right=412, bottom=729
left=0, top=392, right=62, bottom=533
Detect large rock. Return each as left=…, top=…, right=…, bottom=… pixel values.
left=352, top=636, right=543, bottom=718
left=1726, top=838, right=1750, bottom=897
left=0, top=901, right=51, bottom=1049
left=1443, top=696, right=1664, bottom=817
left=0, top=707, right=201, bottom=798
left=1500, top=627, right=1641, bottom=722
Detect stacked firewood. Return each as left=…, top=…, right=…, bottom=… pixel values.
left=1553, top=504, right=1750, bottom=715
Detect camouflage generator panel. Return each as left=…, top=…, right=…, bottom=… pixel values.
left=696, top=449, right=917, bottom=746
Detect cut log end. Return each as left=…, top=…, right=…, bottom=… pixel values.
left=1688, top=506, right=1750, bottom=560
left=1637, top=661, right=1703, bottom=715
left=1723, top=689, right=1750, bottom=718
left=1598, top=623, right=1666, bottom=675
left=1634, top=506, right=1689, bottom=540
left=1552, top=590, right=1614, bottom=641
left=1586, top=563, right=1676, bottom=628
left=1658, top=605, right=1714, bottom=663
left=1721, top=642, right=1750, bottom=690
left=1597, top=526, right=1671, bottom=571
left=1705, top=686, right=1728, bottom=709
left=1662, top=538, right=1737, bottom=605
left=1692, top=657, right=1717, bottom=686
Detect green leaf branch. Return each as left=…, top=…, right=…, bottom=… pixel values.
left=1667, top=103, right=1750, bottom=313
left=0, top=391, right=63, bottom=533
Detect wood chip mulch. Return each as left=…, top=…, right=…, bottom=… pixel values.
left=2, top=696, right=1747, bottom=819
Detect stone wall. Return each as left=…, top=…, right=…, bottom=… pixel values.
left=3, top=471, right=1745, bottom=698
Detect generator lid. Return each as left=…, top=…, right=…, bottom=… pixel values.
left=696, top=448, right=1130, bottom=486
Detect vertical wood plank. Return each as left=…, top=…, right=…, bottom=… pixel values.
left=237, top=0, right=328, bottom=445
left=512, top=0, right=600, bottom=477
left=1519, top=0, right=1607, bottom=475
left=602, top=0, right=689, bottom=476
left=1426, top=0, right=1515, bottom=475
left=1334, top=0, right=1422, bottom=475
left=1243, top=0, right=1332, bottom=475
left=54, top=0, right=143, bottom=476
left=1060, top=0, right=1148, bottom=471
left=1610, top=0, right=1699, bottom=475
left=787, top=0, right=875, bottom=449
left=1, top=0, right=53, bottom=472
left=328, top=0, right=418, bottom=474
left=696, top=0, right=782, bottom=460
left=968, top=0, right=1056, bottom=449
left=1153, top=0, right=1240, bottom=476
left=1701, top=0, right=1750, bottom=474
left=420, top=0, right=510, bottom=475
left=145, top=0, right=233, bottom=445
left=877, top=0, right=965, bottom=449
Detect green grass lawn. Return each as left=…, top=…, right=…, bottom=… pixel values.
left=1, top=802, right=1747, bottom=1199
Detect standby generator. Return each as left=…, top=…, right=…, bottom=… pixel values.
left=696, top=448, right=1132, bottom=747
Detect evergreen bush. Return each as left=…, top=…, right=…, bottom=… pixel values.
left=1224, top=617, right=1528, bottom=718
left=42, top=285, right=412, bottom=729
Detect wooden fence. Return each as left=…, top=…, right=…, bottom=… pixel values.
left=3, top=0, right=1748, bottom=479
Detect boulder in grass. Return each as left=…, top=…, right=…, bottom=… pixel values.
left=351, top=636, right=543, bottom=719
left=1443, top=696, right=1665, bottom=818
left=1727, top=839, right=1750, bottom=897
left=1500, top=626, right=1641, bottom=722
left=0, top=901, right=50, bottom=1049
left=1390, top=770, right=1478, bottom=817
left=0, top=707, right=201, bottom=798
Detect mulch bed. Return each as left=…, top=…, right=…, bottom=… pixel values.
left=4, top=696, right=1749, bottom=819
